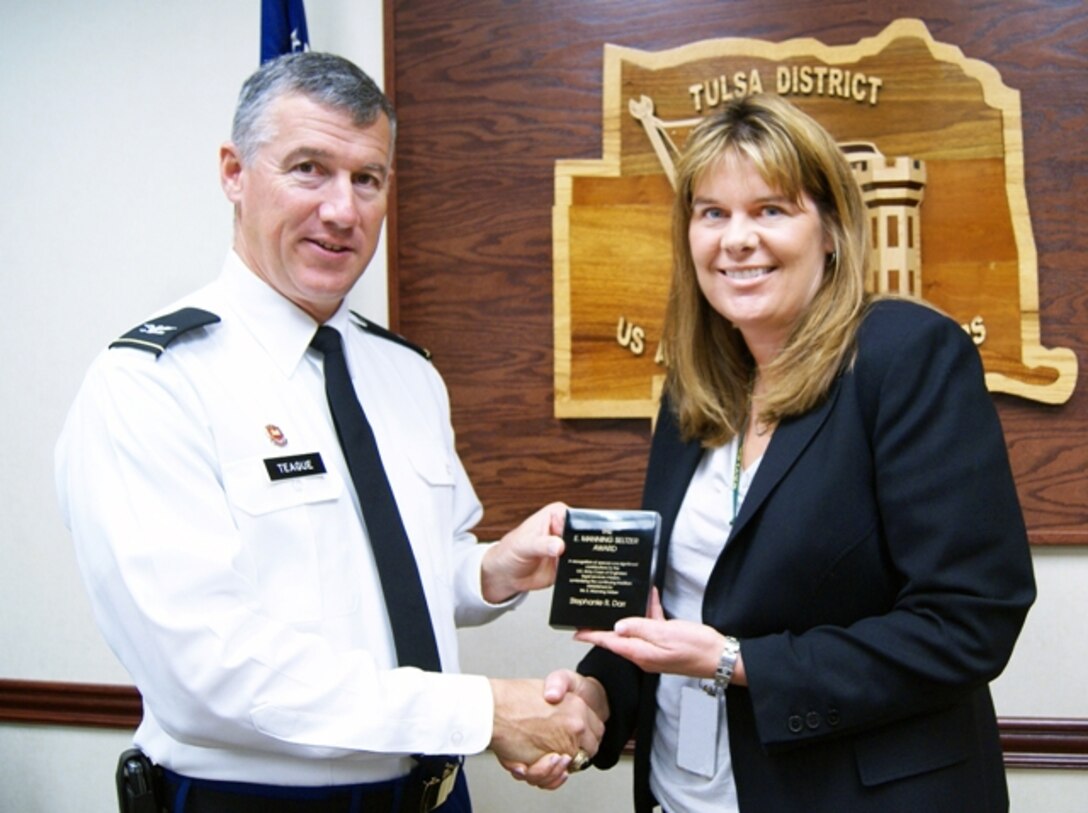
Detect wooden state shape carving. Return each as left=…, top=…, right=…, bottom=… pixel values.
left=553, top=18, right=1077, bottom=420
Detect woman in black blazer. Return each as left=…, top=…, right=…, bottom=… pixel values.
left=522, top=95, right=1035, bottom=811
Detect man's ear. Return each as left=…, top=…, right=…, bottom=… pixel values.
left=219, top=143, right=244, bottom=203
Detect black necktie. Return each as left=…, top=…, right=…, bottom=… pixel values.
left=310, top=325, right=442, bottom=671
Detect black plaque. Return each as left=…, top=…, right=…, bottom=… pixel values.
left=549, top=508, right=660, bottom=630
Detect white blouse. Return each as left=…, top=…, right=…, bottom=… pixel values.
left=650, top=435, right=762, bottom=813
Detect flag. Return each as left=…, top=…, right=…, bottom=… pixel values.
left=260, top=0, right=310, bottom=64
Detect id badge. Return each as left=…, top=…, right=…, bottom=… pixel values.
left=677, top=685, right=719, bottom=778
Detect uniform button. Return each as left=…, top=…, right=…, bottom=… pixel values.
left=450, top=731, right=464, bottom=746
left=787, top=715, right=804, bottom=734
left=827, top=708, right=840, bottom=727
left=805, top=711, right=821, bottom=730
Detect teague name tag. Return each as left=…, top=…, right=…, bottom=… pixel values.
left=263, top=453, right=327, bottom=481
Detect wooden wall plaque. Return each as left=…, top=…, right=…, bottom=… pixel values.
left=554, top=19, right=1078, bottom=420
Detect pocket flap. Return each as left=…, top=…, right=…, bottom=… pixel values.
left=403, top=440, right=456, bottom=487
left=224, top=455, right=343, bottom=516
left=854, top=701, right=972, bottom=787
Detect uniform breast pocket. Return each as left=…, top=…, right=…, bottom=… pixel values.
left=398, top=440, right=458, bottom=579
left=403, top=441, right=456, bottom=488
left=222, top=456, right=354, bottom=623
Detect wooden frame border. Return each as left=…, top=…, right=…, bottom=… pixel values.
left=382, top=0, right=401, bottom=331
left=1, top=679, right=1084, bottom=769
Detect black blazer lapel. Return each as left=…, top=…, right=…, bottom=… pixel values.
left=645, top=383, right=842, bottom=600
left=641, top=398, right=702, bottom=590
left=730, top=380, right=843, bottom=542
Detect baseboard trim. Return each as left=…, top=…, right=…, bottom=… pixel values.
left=1, top=679, right=1085, bottom=768
left=0, top=678, right=141, bottom=729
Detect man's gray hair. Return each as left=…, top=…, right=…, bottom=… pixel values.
left=231, top=52, right=396, bottom=165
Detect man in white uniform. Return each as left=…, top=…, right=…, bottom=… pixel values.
left=56, top=52, right=601, bottom=813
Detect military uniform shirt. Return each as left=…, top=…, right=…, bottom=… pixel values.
left=56, top=251, right=514, bottom=785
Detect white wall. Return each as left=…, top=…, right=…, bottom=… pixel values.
left=0, top=0, right=388, bottom=683
left=0, top=2, right=389, bottom=810
left=0, top=2, right=1083, bottom=812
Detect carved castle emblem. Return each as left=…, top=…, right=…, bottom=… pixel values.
left=553, top=19, right=1077, bottom=420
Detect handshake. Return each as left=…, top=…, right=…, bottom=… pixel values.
left=488, top=669, right=609, bottom=790
left=479, top=503, right=611, bottom=788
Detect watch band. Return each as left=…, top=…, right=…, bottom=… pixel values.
left=702, top=636, right=740, bottom=697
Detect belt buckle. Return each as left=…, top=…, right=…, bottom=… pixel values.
left=418, top=760, right=459, bottom=812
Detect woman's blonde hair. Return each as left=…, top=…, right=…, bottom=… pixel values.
left=663, top=93, right=870, bottom=445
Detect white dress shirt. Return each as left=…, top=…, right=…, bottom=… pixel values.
left=56, top=252, right=516, bottom=785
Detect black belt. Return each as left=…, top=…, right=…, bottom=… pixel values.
left=162, top=770, right=399, bottom=812
left=159, top=757, right=462, bottom=813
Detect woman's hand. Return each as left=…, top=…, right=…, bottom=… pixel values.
left=574, top=589, right=746, bottom=686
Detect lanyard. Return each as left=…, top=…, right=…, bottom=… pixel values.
left=732, top=427, right=745, bottom=523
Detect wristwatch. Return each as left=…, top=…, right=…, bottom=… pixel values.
left=702, top=636, right=740, bottom=697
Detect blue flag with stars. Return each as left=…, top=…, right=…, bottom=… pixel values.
left=260, top=0, right=310, bottom=64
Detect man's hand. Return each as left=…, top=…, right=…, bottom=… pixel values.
left=502, top=670, right=610, bottom=790
left=480, top=502, right=567, bottom=603
left=489, top=677, right=604, bottom=776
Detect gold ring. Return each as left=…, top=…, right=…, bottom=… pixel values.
left=569, top=748, right=591, bottom=773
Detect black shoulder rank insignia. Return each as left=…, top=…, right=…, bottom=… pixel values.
left=349, top=311, right=432, bottom=360
left=109, top=307, right=221, bottom=357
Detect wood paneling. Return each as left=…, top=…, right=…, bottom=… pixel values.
left=388, top=0, right=1087, bottom=542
